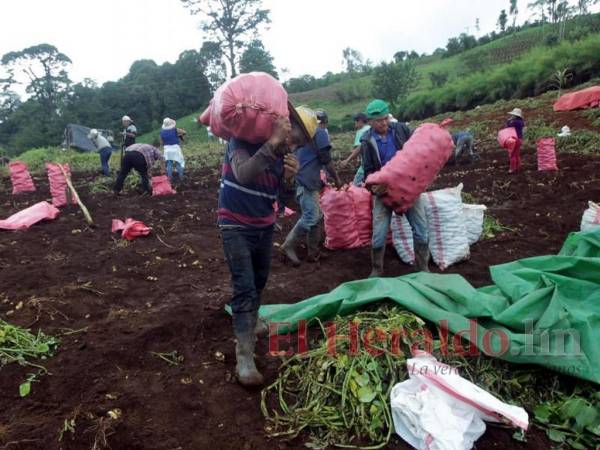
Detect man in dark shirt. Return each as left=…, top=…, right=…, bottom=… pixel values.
left=281, top=107, right=342, bottom=266
left=218, top=105, right=303, bottom=387
left=360, top=99, right=429, bottom=276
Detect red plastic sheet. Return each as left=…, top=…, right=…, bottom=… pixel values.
left=46, top=163, right=76, bottom=207
left=537, top=138, right=558, bottom=171
left=8, top=161, right=36, bottom=194
left=365, top=123, right=454, bottom=214
left=320, top=187, right=361, bottom=250
left=199, top=72, right=288, bottom=144
left=497, top=127, right=518, bottom=148
left=0, top=201, right=60, bottom=230
left=348, top=185, right=372, bottom=247
left=111, top=218, right=151, bottom=240
left=553, top=86, right=600, bottom=111
left=151, top=175, right=176, bottom=196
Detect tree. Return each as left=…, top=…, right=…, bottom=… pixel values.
left=239, top=40, right=277, bottom=78
left=509, top=0, right=519, bottom=29
left=342, top=47, right=364, bottom=73
left=445, top=37, right=462, bottom=56
left=372, top=60, right=420, bottom=109
left=428, top=71, right=449, bottom=88
left=475, top=18, right=481, bottom=34
left=458, top=33, right=477, bottom=50
left=1, top=43, right=72, bottom=114
left=527, top=0, right=547, bottom=23
left=199, top=41, right=227, bottom=90
left=180, top=0, right=270, bottom=77
left=497, top=9, right=508, bottom=31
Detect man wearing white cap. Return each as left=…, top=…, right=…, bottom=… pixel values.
left=121, top=115, right=137, bottom=148
left=88, top=129, right=113, bottom=176
left=505, top=108, right=525, bottom=173
left=160, top=117, right=185, bottom=182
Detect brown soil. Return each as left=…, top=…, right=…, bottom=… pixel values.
left=1, top=147, right=600, bottom=450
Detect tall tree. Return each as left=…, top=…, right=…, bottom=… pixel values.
left=239, top=40, right=277, bottom=78
left=497, top=9, right=508, bottom=31
left=527, top=0, right=548, bottom=23
left=342, top=47, right=364, bottom=73
left=509, top=0, right=519, bottom=29
left=199, top=41, right=227, bottom=90
left=1, top=44, right=72, bottom=114
left=180, top=0, right=270, bottom=77
left=372, top=60, right=420, bottom=110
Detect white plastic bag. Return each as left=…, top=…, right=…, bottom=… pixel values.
left=581, top=201, right=600, bottom=232
left=423, top=184, right=470, bottom=270
left=462, top=204, right=487, bottom=245
left=391, top=212, right=415, bottom=265
left=391, top=353, right=529, bottom=450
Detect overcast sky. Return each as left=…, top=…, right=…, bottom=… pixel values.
left=0, top=0, right=578, bottom=87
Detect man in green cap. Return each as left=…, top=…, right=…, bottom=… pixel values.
left=360, top=99, right=430, bottom=276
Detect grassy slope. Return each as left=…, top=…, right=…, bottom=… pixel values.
left=289, top=14, right=600, bottom=126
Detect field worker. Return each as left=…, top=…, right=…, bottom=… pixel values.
left=160, top=117, right=185, bottom=182
left=316, top=110, right=329, bottom=135
left=452, top=130, right=475, bottom=164
left=113, top=142, right=165, bottom=195
left=219, top=105, right=302, bottom=387
left=361, top=99, right=430, bottom=276
left=505, top=108, right=525, bottom=173
left=281, top=106, right=343, bottom=266
left=88, top=129, right=113, bottom=176
left=121, top=115, right=137, bottom=147
left=340, top=112, right=371, bottom=186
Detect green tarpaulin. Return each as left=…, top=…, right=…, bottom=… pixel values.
left=260, top=230, right=600, bottom=384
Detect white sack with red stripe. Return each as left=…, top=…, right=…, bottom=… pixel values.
left=423, top=184, right=469, bottom=270
left=365, top=123, right=454, bottom=214
left=391, top=212, right=415, bottom=265
left=581, top=201, right=600, bottom=232
left=391, top=353, right=528, bottom=450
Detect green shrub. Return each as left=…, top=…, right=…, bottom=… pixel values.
left=334, top=78, right=371, bottom=104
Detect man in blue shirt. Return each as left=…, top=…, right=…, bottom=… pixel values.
left=341, top=112, right=371, bottom=185
left=452, top=130, right=475, bottom=164
left=360, top=99, right=430, bottom=276
left=281, top=107, right=342, bottom=265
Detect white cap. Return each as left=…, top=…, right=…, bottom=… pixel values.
left=88, top=128, right=99, bottom=139
left=558, top=125, right=571, bottom=137
left=162, top=117, right=176, bottom=130
left=122, top=115, right=132, bottom=122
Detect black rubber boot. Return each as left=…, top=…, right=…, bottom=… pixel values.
left=414, top=242, right=431, bottom=273
left=233, top=312, right=264, bottom=387
left=369, top=247, right=386, bottom=278
left=281, top=225, right=306, bottom=266
left=306, top=225, right=322, bottom=262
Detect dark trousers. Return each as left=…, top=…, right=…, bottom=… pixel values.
left=99, top=147, right=112, bottom=176
left=114, top=151, right=150, bottom=193
left=221, top=227, right=273, bottom=334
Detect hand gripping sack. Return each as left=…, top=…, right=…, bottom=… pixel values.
left=348, top=185, right=372, bottom=247
left=365, top=123, right=454, bottom=214
left=45, top=163, right=77, bottom=207
left=199, top=72, right=289, bottom=144
left=497, top=127, right=518, bottom=149
left=536, top=137, right=558, bottom=171
left=424, top=184, right=470, bottom=270
left=320, top=187, right=360, bottom=250
left=151, top=175, right=176, bottom=196
left=8, top=161, right=36, bottom=194
left=581, top=201, right=600, bottom=232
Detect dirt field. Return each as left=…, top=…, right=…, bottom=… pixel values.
left=1, top=143, right=600, bottom=449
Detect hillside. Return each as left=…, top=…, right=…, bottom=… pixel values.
left=290, top=13, right=600, bottom=130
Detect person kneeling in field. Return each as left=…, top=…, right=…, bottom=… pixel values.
left=219, top=105, right=303, bottom=387
left=113, top=142, right=165, bottom=195
left=361, top=99, right=430, bottom=276
left=452, top=130, right=476, bottom=164
left=281, top=106, right=342, bottom=266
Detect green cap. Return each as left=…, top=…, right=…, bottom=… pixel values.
left=366, top=99, right=389, bottom=119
